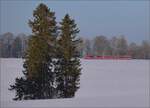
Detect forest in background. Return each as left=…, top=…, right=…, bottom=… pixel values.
left=0, top=32, right=150, bottom=59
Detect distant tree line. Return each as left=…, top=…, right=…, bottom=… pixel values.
left=0, top=33, right=150, bottom=59
left=78, top=36, right=150, bottom=59
left=0, top=34, right=150, bottom=59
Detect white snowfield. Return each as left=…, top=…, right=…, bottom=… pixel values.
left=0, top=58, right=149, bottom=108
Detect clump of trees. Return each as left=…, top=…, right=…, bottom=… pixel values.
left=9, top=3, right=81, bottom=100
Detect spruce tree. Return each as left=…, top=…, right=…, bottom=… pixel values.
left=9, top=3, right=57, bottom=100
left=56, top=14, right=81, bottom=98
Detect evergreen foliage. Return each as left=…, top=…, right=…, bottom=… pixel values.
left=9, top=3, right=58, bottom=100
left=9, top=4, right=81, bottom=100
left=56, top=14, right=81, bottom=98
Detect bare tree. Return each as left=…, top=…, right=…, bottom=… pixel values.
left=93, top=36, right=110, bottom=56
left=76, top=37, right=84, bottom=57
left=116, top=36, right=128, bottom=56
left=128, top=42, right=140, bottom=59
left=110, top=36, right=118, bottom=56
left=0, top=32, right=14, bottom=57
left=84, top=38, right=92, bottom=56
left=141, top=40, right=150, bottom=59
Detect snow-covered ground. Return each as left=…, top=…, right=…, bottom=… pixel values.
left=0, top=58, right=149, bottom=108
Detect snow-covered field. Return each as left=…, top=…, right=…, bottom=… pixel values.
left=0, top=58, right=149, bottom=108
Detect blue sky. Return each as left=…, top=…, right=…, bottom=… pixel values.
left=0, top=0, right=149, bottom=43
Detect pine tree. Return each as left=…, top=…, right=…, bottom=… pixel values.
left=9, top=3, right=57, bottom=100
left=56, top=14, right=81, bottom=98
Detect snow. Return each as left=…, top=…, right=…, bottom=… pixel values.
left=0, top=58, right=149, bottom=108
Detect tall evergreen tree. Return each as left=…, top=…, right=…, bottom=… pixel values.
left=9, top=3, right=57, bottom=100
left=56, top=14, right=81, bottom=98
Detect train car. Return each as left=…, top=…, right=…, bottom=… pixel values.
left=84, top=55, right=132, bottom=60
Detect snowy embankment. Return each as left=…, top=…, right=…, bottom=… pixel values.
left=0, top=58, right=149, bottom=108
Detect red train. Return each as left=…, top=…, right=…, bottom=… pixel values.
left=84, top=55, right=132, bottom=60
